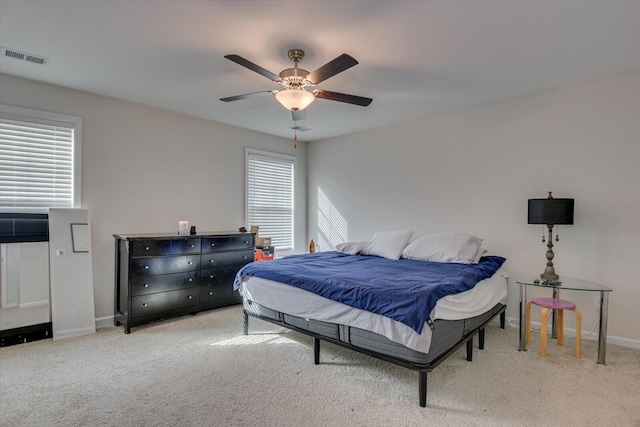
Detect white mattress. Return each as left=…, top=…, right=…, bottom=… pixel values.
left=237, top=268, right=508, bottom=354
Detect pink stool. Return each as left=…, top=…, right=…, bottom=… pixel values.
left=526, top=297, right=581, bottom=358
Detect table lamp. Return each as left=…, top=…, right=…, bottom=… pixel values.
left=528, top=192, right=574, bottom=281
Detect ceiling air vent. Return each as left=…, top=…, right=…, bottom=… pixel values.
left=1, top=47, right=48, bottom=65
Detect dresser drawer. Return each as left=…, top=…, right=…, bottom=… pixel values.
left=201, top=266, right=240, bottom=286
left=202, top=235, right=253, bottom=252
left=131, top=255, right=201, bottom=277
left=201, top=250, right=253, bottom=268
left=200, top=283, right=238, bottom=304
left=131, top=288, right=199, bottom=318
left=132, top=271, right=201, bottom=296
left=131, top=238, right=201, bottom=257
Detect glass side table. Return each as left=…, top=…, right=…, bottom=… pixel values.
left=514, top=277, right=612, bottom=365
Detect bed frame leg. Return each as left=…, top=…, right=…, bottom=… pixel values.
left=419, top=371, right=427, bottom=407
left=466, top=338, right=473, bottom=361
left=243, top=310, right=248, bottom=335
left=314, top=338, right=320, bottom=365
left=479, top=328, right=485, bottom=350
left=500, top=311, right=506, bottom=329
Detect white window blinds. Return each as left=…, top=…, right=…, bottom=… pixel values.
left=0, top=106, right=80, bottom=213
left=246, top=149, right=295, bottom=252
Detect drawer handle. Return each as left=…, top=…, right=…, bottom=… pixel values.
left=244, top=241, right=249, bottom=244
left=144, top=265, right=149, bottom=270
left=187, top=261, right=192, bottom=265
left=145, top=246, right=150, bottom=251
left=188, top=278, right=193, bottom=282
left=188, top=295, right=193, bottom=300
left=142, top=303, right=148, bottom=307
left=210, top=243, right=215, bottom=247
left=144, top=284, right=149, bottom=288
left=242, top=256, right=247, bottom=259
left=210, top=259, right=215, bottom=263
left=209, top=292, right=213, bottom=296
left=189, top=244, right=195, bottom=248
left=209, top=275, right=215, bottom=279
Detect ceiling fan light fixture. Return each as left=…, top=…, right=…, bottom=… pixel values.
left=275, top=88, right=315, bottom=111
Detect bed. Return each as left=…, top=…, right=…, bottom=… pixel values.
left=234, top=232, right=508, bottom=407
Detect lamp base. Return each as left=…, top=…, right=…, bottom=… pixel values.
left=541, top=272, right=559, bottom=281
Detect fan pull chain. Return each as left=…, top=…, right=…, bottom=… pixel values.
left=542, top=226, right=546, bottom=243
left=293, top=129, right=297, bottom=149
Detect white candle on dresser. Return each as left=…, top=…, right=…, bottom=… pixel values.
left=178, top=221, right=189, bottom=235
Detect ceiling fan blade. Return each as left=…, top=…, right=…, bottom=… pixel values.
left=307, top=54, right=358, bottom=84
left=314, top=90, right=373, bottom=107
left=224, top=54, right=282, bottom=82
left=220, top=90, right=276, bottom=102
left=291, top=109, right=306, bottom=121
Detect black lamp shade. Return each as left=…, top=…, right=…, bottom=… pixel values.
left=528, top=198, right=574, bottom=225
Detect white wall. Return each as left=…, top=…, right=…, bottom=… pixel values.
left=18, top=242, right=49, bottom=307
left=0, top=73, right=307, bottom=325
left=308, top=71, right=640, bottom=346
left=1, top=244, right=20, bottom=308
left=1, top=242, right=49, bottom=310
left=2, top=70, right=638, bottom=346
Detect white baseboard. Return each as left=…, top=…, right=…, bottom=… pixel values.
left=505, top=316, right=640, bottom=350
left=19, top=300, right=49, bottom=309
left=53, top=326, right=96, bottom=340
left=95, top=315, right=115, bottom=330
left=598, top=335, right=640, bottom=350
left=93, top=313, right=640, bottom=350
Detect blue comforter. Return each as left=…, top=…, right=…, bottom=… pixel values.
left=234, top=252, right=505, bottom=334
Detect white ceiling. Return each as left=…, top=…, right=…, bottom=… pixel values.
left=1, top=1, right=640, bottom=142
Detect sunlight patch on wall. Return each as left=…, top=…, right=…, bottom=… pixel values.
left=317, top=187, right=348, bottom=251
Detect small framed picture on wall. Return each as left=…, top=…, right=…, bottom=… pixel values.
left=70, top=223, right=90, bottom=252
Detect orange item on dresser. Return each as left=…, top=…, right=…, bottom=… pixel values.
left=254, top=249, right=274, bottom=262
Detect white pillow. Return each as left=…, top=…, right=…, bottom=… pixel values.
left=362, top=230, right=413, bottom=260
left=473, top=247, right=488, bottom=263
left=335, top=241, right=369, bottom=255
left=402, top=232, right=483, bottom=264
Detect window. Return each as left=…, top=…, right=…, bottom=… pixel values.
left=246, top=148, right=295, bottom=252
left=0, top=105, right=82, bottom=213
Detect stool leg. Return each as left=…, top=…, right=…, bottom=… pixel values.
left=540, top=307, right=548, bottom=357
left=557, top=309, right=564, bottom=346
left=574, top=308, right=582, bottom=359
left=526, top=301, right=532, bottom=345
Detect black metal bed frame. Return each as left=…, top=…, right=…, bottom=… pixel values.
left=243, top=304, right=506, bottom=407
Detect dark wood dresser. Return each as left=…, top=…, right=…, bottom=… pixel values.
left=114, top=231, right=255, bottom=333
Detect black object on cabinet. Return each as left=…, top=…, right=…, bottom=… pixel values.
left=114, top=231, right=255, bottom=333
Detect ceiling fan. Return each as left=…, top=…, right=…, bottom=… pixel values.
left=220, top=49, right=373, bottom=115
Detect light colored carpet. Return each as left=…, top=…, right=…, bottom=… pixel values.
left=1, top=305, right=639, bottom=427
